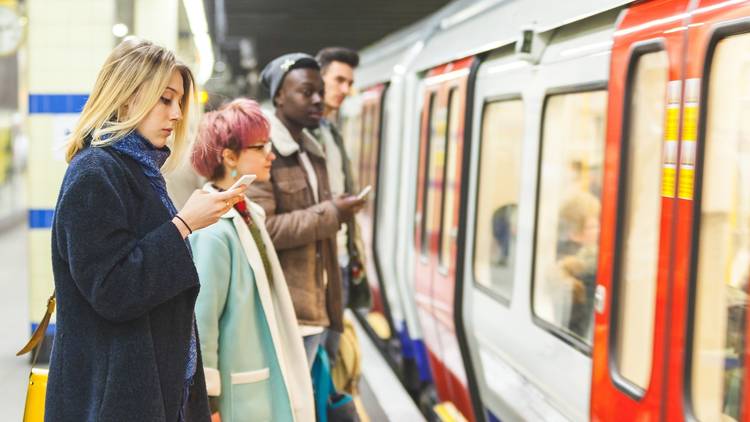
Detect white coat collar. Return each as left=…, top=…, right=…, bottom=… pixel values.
left=264, top=110, right=325, bottom=159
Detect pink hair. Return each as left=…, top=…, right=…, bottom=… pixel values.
left=191, top=98, right=270, bottom=180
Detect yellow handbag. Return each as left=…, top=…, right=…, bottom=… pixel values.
left=17, top=293, right=56, bottom=422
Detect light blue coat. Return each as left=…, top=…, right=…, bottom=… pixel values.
left=191, top=185, right=315, bottom=422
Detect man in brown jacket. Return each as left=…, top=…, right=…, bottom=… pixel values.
left=249, top=53, right=364, bottom=366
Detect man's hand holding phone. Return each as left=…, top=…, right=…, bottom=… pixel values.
left=355, top=185, right=372, bottom=201
left=333, top=193, right=366, bottom=222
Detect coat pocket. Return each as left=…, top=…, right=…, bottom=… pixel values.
left=276, top=179, right=310, bottom=210
left=230, top=368, right=270, bottom=385
left=277, top=179, right=307, bottom=194
left=230, top=368, right=272, bottom=422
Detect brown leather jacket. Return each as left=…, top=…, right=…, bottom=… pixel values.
left=247, top=112, right=344, bottom=332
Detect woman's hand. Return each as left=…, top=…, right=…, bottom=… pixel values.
left=173, top=187, right=246, bottom=237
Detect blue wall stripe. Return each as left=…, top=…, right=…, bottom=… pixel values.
left=31, top=322, right=56, bottom=336
left=29, top=94, right=88, bottom=114
left=28, top=209, right=55, bottom=229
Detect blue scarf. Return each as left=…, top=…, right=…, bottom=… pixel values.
left=102, top=131, right=198, bottom=384
left=108, top=131, right=177, bottom=215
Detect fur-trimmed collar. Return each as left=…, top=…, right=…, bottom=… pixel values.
left=264, top=110, right=324, bottom=159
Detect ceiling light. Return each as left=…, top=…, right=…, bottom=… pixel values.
left=112, top=23, right=128, bottom=38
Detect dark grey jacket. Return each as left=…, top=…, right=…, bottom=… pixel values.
left=321, top=119, right=365, bottom=270
left=46, top=146, right=210, bottom=421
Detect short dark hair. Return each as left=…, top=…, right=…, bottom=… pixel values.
left=316, top=47, right=360, bottom=73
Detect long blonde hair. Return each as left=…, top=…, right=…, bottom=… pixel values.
left=65, top=37, right=195, bottom=171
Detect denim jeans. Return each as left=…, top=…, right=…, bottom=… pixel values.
left=324, top=266, right=351, bottom=365
left=303, top=331, right=327, bottom=369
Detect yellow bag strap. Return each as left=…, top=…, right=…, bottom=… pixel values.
left=17, top=292, right=56, bottom=363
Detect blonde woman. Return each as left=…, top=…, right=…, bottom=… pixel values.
left=47, top=38, right=245, bottom=421
left=190, top=99, right=315, bottom=422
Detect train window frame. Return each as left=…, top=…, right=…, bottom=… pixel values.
left=470, top=93, right=524, bottom=307
left=608, top=39, right=668, bottom=401
left=418, top=91, right=438, bottom=258
left=684, top=20, right=750, bottom=422
left=438, top=85, right=461, bottom=274
left=529, top=82, right=608, bottom=356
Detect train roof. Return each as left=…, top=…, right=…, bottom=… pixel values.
left=357, top=0, right=634, bottom=83
left=355, top=0, right=478, bottom=88
left=412, top=0, right=634, bottom=71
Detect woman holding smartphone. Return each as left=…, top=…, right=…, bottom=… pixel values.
left=190, top=99, right=315, bottom=422
left=47, top=38, right=245, bottom=421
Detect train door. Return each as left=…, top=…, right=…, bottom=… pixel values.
left=591, top=0, right=691, bottom=420
left=463, top=9, right=617, bottom=421
left=355, top=85, right=391, bottom=326
left=669, top=1, right=750, bottom=421
left=345, top=84, right=408, bottom=349
left=414, top=57, right=476, bottom=420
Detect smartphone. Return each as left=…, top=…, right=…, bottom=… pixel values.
left=356, top=185, right=373, bottom=200
left=229, top=174, right=257, bottom=191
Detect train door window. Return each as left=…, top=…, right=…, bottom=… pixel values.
left=472, top=99, right=524, bottom=303
left=690, top=32, right=750, bottom=422
left=439, top=87, right=461, bottom=268
left=425, top=97, right=448, bottom=259
left=370, top=102, right=382, bottom=201
left=419, top=93, right=440, bottom=256
left=366, top=104, right=380, bottom=188
left=342, top=112, right=362, bottom=181
left=613, top=49, right=668, bottom=390
left=532, top=90, right=607, bottom=346
left=360, top=104, right=375, bottom=189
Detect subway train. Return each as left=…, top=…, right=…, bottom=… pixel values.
left=338, top=0, right=750, bottom=420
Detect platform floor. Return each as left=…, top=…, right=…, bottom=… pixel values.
left=0, top=223, right=31, bottom=421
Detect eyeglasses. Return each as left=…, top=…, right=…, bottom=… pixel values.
left=246, top=142, right=273, bottom=155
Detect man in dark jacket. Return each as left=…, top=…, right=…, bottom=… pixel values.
left=248, top=53, right=364, bottom=366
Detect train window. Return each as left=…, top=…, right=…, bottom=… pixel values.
left=422, top=94, right=447, bottom=257
left=472, top=99, right=524, bottom=303
left=367, top=103, right=381, bottom=189
left=419, top=93, right=439, bottom=256
left=439, top=87, right=461, bottom=268
left=342, top=112, right=362, bottom=182
left=613, top=49, right=668, bottom=391
left=360, top=104, right=375, bottom=188
left=532, top=90, right=606, bottom=346
left=690, top=32, right=750, bottom=422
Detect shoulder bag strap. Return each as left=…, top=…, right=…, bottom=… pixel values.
left=17, top=292, right=56, bottom=366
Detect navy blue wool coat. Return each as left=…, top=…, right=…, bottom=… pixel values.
left=46, top=146, right=210, bottom=421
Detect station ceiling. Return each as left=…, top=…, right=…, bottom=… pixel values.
left=207, top=0, right=451, bottom=80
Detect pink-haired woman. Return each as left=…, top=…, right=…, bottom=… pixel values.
left=189, top=99, right=315, bottom=422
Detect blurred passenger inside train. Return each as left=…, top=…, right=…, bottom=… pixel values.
left=248, top=53, right=365, bottom=367
left=190, top=99, right=315, bottom=421
left=48, top=38, right=246, bottom=421
left=311, top=46, right=369, bottom=362
left=551, top=190, right=601, bottom=340
left=491, top=204, right=518, bottom=267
